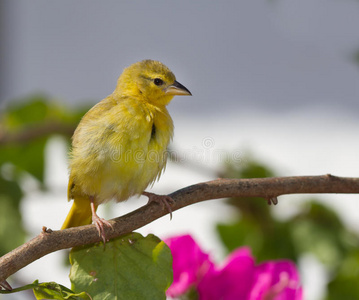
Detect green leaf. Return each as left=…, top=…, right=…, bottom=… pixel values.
left=33, top=281, right=90, bottom=300
left=0, top=95, right=89, bottom=183
left=2, top=95, right=87, bottom=130
left=217, top=218, right=298, bottom=262
left=326, top=250, right=359, bottom=299
left=222, top=154, right=275, bottom=180
left=0, top=138, right=47, bottom=183
left=0, top=280, right=89, bottom=300
left=3, top=97, right=50, bottom=129
left=69, top=232, right=173, bottom=300
left=0, top=195, right=26, bottom=255
left=290, top=201, right=353, bottom=268
left=0, top=176, right=26, bottom=255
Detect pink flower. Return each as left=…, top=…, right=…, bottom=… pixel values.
left=165, top=234, right=303, bottom=300
left=250, top=261, right=303, bottom=300
left=164, top=235, right=214, bottom=297
left=197, top=247, right=256, bottom=300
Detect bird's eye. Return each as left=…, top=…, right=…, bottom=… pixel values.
left=154, top=78, right=164, bottom=86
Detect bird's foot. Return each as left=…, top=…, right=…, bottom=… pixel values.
left=90, top=200, right=113, bottom=243
left=143, top=191, right=174, bottom=220
left=92, top=213, right=114, bottom=243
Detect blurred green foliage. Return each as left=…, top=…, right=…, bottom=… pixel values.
left=0, top=95, right=88, bottom=257
left=0, top=95, right=87, bottom=183
left=217, top=156, right=359, bottom=299
left=0, top=175, right=24, bottom=255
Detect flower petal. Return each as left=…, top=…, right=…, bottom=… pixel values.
left=165, top=234, right=214, bottom=297
left=250, top=260, right=303, bottom=300
left=198, top=247, right=256, bottom=300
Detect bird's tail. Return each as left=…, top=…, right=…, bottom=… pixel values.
left=61, top=196, right=96, bottom=229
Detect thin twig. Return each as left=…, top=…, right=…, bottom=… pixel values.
left=0, top=122, right=75, bottom=145
left=1, top=174, right=359, bottom=286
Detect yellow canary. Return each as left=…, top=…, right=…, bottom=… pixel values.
left=61, top=60, right=191, bottom=241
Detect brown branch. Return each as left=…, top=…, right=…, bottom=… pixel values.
left=1, top=174, right=359, bottom=286
left=0, top=122, right=76, bottom=145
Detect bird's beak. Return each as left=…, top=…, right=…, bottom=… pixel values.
left=165, top=80, right=192, bottom=96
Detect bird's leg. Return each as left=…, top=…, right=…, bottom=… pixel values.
left=142, top=191, right=174, bottom=220
left=90, top=196, right=113, bottom=243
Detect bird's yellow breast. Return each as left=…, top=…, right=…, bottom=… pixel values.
left=68, top=95, right=173, bottom=204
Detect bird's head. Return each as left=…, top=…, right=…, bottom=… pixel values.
left=114, top=60, right=191, bottom=106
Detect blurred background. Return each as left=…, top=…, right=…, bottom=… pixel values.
left=1, top=1, right=359, bottom=299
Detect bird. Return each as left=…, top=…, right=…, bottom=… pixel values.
left=61, top=59, right=191, bottom=242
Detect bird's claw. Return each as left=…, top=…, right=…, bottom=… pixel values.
left=267, top=197, right=278, bottom=205
left=143, top=192, right=174, bottom=220
left=90, top=198, right=113, bottom=243
left=93, top=216, right=114, bottom=244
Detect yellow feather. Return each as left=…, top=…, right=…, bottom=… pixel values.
left=61, top=60, right=191, bottom=230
